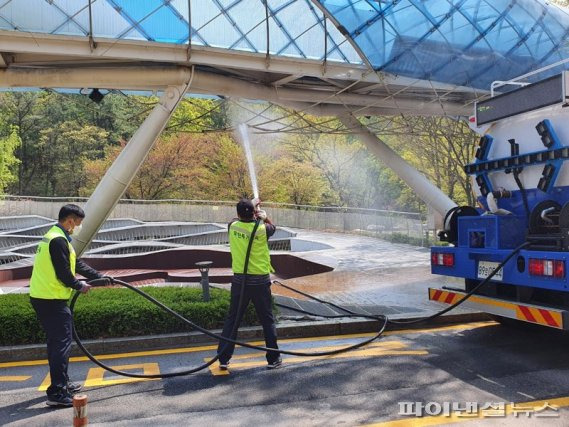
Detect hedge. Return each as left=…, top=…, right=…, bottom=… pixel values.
left=0, top=287, right=260, bottom=346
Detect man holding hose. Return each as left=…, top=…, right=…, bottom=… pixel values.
left=29, top=204, right=112, bottom=407
left=217, top=198, right=281, bottom=370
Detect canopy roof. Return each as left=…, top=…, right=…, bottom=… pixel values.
left=0, top=0, right=568, bottom=116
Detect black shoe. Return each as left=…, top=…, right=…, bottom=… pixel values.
left=46, top=393, right=73, bottom=407
left=67, top=382, right=82, bottom=394
left=267, top=358, right=282, bottom=370
left=219, top=361, right=230, bottom=370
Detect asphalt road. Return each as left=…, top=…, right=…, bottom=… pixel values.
left=2, top=320, right=569, bottom=426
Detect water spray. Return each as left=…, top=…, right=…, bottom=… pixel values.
left=237, top=123, right=259, bottom=200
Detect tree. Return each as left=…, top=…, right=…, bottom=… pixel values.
left=199, top=135, right=252, bottom=200
left=37, top=122, right=109, bottom=196
left=82, top=133, right=253, bottom=201
left=0, top=126, right=21, bottom=193
left=391, top=116, right=477, bottom=206
left=259, top=157, right=330, bottom=205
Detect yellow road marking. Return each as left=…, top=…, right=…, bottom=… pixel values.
left=0, top=321, right=496, bottom=369
left=38, top=363, right=160, bottom=391
left=38, top=372, right=50, bottom=391
left=207, top=341, right=428, bottom=375
left=84, top=363, right=160, bottom=387
left=228, top=340, right=407, bottom=361
left=0, top=375, right=31, bottom=381
left=365, top=396, right=569, bottom=426
left=208, top=364, right=230, bottom=376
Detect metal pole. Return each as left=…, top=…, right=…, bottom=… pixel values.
left=73, top=82, right=192, bottom=255
left=338, top=114, right=457, bottom=217
left=196, top=261, right=213, bottom=302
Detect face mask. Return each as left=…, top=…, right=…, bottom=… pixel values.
left=71, top=223, right=83, bottom=237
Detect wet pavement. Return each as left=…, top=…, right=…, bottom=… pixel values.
left=0, top=229, right=469, bottom=321
left=270, top=229, right=470, bottom=320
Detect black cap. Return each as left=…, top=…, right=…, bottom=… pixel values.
left=237, top=198, right=255, bottom=219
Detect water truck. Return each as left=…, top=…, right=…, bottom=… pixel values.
left=429, top=71, right=569, bottom=330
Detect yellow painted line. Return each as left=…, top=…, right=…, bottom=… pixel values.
left=228, top=340, right=408, bottom=361
left=208, top=364, right=230, bottom=376
left=38, top=372, right=50, bottom=391
left=0, top=321, right=497, bottom=369
left=244, top=321, right=498, bottom=347
left=84, top=363, right=160, bottom=387
left=0, top=375, right=31, bottom=381
left=39, top=364, right=161, bottom=391
left=207, top=349, right=428, bottom=374
left=365, top=396, right=569, bottom=426
left=207, top=341, right=428, bottom=375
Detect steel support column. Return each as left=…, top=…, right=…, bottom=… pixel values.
left=72, top=83, right=190, bottom=255
left=339, top=113, right=457, bottom=217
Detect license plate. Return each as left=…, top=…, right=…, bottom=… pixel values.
left=477, top=261, right=503, bottom=281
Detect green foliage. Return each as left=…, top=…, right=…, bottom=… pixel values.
left=0, top=287, right=261, bottom=346
left=0, top=89, right=480, bottom=212
left=376, top=231, right=435, bottom=248
left=0, top=125, right=21, bottom=193
left=260, top=157, right=330, bottom=205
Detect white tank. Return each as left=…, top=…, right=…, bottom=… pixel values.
left=469, top=76, right=569, bottom=200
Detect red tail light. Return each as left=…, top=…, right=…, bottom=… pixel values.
left=529, top=258, right=565, bottom=278
left=432, top=252, right=454, bottom=267
left=553, top=261, right=560, bottom=277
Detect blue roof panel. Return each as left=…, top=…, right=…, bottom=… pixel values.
left=1, top=0, right=568, bottom=90
left=317, top=0, right=569, bottom=89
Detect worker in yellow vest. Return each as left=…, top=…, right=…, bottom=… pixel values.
left=217, top=198, right=281, bottom=370
left=29, top=204, right=111, bottom=407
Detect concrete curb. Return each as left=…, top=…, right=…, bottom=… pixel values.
left=0, top=312, right=491, bottom=363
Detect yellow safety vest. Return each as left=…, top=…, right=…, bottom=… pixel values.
left=229, top=220, right=274, bottom=275
left=29, top=225, right=76, bottom=300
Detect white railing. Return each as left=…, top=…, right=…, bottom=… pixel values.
left=0, top=195, right=428, bottom=244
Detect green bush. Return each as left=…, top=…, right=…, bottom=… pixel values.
left=373, top=231, right=436, bottom=247
left=0, top=287, right=261, bottom=346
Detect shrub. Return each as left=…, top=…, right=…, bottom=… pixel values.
left=0, top=287, right=261, bottom=346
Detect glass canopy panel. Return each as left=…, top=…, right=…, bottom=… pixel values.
left=2, top=0, right=567, bottom=90
left=318, top=0, right=569, bottom=89
left=0, top=0, right=361, bottom=64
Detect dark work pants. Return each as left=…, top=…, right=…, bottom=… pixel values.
left=217, top=282, right=279, bottom=364
left=30, top=297, right=72, bottom=396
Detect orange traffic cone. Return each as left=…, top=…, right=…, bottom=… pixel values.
left=73, top=394, right=88, bottom=426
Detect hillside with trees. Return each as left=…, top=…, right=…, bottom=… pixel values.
left=0, top=91, right=478, bottom=213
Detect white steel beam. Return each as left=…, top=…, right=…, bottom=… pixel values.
left=0, top=66, right=470, bottom=115
left=339, top=113, right=457, bottom=216
left=72, top=83, right=190, bottom=256
left=0, top=30, right=480, bottom=94
left=277, top=101, right=407, bottom=117
left=272, top=74, right=302, bottom=86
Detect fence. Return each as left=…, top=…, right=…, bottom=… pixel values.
left=0, top=196, right=430, bottom=245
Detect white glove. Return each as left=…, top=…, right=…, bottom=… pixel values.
left=256, top=209, right=267, bottom=221
left=78, top=280, right=91, bottom=294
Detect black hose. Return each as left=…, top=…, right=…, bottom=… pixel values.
left=215, top=219, right=260, bottom=363
left=70, top=241, right=528, bottom=378
left=70, top=279, right=388, bottom=378
left=387, top=241, right=530, bottom=325
left=514, top=170, right=531, bottom=218
left=70, top=219, right=387, bottom=379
